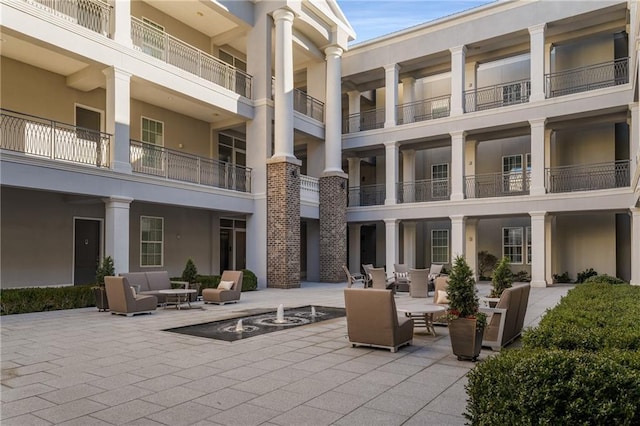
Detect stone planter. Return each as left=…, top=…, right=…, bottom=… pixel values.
left=93, top=286, right=109, bottom=312
left=449, top=317, right=484, bottom=361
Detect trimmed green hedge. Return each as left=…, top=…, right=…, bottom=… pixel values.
left=466, top=283, right=640, bottom=424
left=175, top=269, right=259, bottom=295
left=1, top=285, right=96, bottom=315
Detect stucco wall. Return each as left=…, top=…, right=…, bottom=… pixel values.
left=553, top=124, right=614, bottom=166
left=476, top=136, right=530, bottom=174
left=476, top=216, right=531, bottom=275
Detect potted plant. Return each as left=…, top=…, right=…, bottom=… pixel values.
left=446, top=255, right=487, bottom=361
left=181, top=258, right=200, bottom=301
left=488, top=256, right=513, bottom=302
left=93, top=256, right=114, bottom=311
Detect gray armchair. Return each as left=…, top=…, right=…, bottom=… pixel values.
left=202, top=270, right=243, bottom=305
left=104, top=276, right=157, bottom=316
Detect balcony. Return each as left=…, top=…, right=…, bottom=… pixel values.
left=465, top=170, right=530, bottom=199
left=343, top=108, right=385, bottom=133
left=545, top=58, right=629, bottom=98
left=465, top=79, right=531, bottom=112
left=397, top=95, right=451, bottom=125
left=348, top=184, right=385, bottom=206
left=300, top=175, right=319, bottom=203
left=24, top=0, right=111, bottom=35
left=397, top=178, right=451, bottom=203
left=294, top=89, right=324, bottom=122
left=130, top=140, right=251, bottom=192
left=546, top=160, right=629, bottom=193
left=131, top=17, right=252, bottom=98
left=0, top=109, right=110, bottom=167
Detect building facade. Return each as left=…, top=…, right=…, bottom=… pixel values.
left=1, top=0, right=638, bottom=288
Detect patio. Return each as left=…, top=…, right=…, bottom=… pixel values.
left=0, top=281, right=572, bottom=425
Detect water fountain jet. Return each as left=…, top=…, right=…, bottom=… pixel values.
left=235, top=319, right=244, bottom=332
left=311, top=306, right=317, bottom=317
left=274, top=304, right=287, bottom=323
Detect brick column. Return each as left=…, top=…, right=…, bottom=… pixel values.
left=267, top=159, right=301, bottom=288
left=320, top=174, right=348, bottom=282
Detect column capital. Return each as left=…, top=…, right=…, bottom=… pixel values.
left=529, top=211, right=548, bottom=218
left=401, top=76, right=416, bottom=85
left=528, top=23, right=547, bottom=35
left=384, top=63, right=400, bottom=72
left=272, top=8, right=295, bottom=22
left=449, top=214, right=466, bottom=222
left=450, top=130, right=466, bottom=139
left=631, top=207, right=640, bottom=216
left=384, top=140, right=398, bottom=149
left=449, top=45, right=467, bottom=55
left=529, top=118, right=547, bottom=128
left=325, top=45, right=343, bottom=58
left=102, top=66, right=132, bottom=80
left=384, top=218, right=399, bottom=225
left=102, top=196, right=133, bottom=206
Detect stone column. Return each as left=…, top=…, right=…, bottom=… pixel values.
left=347, top=157, right=361, bottom=206
left=384, top=218, right=399, bottom=275
left=402, top=149, right=416, bottom=203
left=530, top=211, right=548, bottom=287
left=529, top=24, right=546, bottom=102
left=348, top=224, right=362, bottom=273
left=450, top=215, right=466, bottom=260
left=403, top=222, right=416, bottom=268
left=401, top=77, right=415, bottom=124
left=450, top=45, right=466, bottom=116
left=530, top=118, right=547, bottom=196
left=385, top=141, right=398, bottom=205
left=450, top=130, right=466, bottom=201
left=348, top=90, right=361, bottom=133
left=272, top=8, right=295, bottom=161
left=103, top=67, right=131, bottom=174
left=103, top=196, right=132, bottom=275
left=109, top=0, right=131, bottom=47
left=631, top=208, right=640, bottom=286
left=384, top=64, right=399, bottom=128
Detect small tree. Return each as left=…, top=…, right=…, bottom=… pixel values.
left=447, top=255, right=486, bottom=328
left=95, top=256, right=115, bottom=286
left=181, top=259, right=198, bottom=283
left=490, top=256, right=513, bottom=298
left=477, top=250, right=498, bottom=280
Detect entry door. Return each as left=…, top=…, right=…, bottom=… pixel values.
left=234, top=230, right=246, bottom=270
left=220, top=229, right=231, bottom=272
left=74, top=219, right=101, bottom=285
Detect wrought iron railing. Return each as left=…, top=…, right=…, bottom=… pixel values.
left=131, top=17, right=252, bottom=98
left=294, top=89, right=324, bottom=122
left=545, top=58, right=629, bottom=98
left=343, top=108, right=385, bottom=133
left=300, top=174, right=319, bottom=202
left=397, top=95, right=451, bottom=125
left=130, top=140, right=251, bottom=192
left=546, top=160, right=629, bottom=193
left=465, top=170, right=530, bottom=198
left=0, top=109, right=110, bottom=167
left=24, top=0, right=111, bottom=35
left=397, top=178, right=451, bottom=203
left=465, top=79, right=531, bottom=112
left=348, top=184, right=386, bottom=206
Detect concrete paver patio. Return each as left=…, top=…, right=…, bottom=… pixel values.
left=1, top=282, right=572, bottom=425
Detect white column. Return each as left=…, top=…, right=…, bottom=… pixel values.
left=529, top=24, right=546, bottom=102
left=110, top=0, right=131, bottom=47
left=464, top=139, right=477, bottom=198
left=545, top=214, right=553, bottom=284
left=324, top=46, right=344, bottom=174
left=384, top=64, right=399, bottom=128
left=384, top=218, right=399, bottom=276
left=450, top=130, right=466, bottom=201
left=530, top=118, right=547, bottom=196
left=631, top=208, right=640, bottom=286
left=630, top=104, right=639, bottom=184
left=530, top=211, right=548, bottom=287
left=465, top=219, right=478, bottom=280
left=272, top=8, right=295, bottom=160
left=401, top=77, right=415, bottom=124
left=348, top=224, right=362, bottom=273
left=103, top=67, right=131, bottom=173
left=403, top=222, right=416, bottom=268
left=103, top=196, right=132, bottom=275
left=402, top=149, right=416, bottom=202
left=348, top=91, right=361, bottom=133
left=450, top=45, right=466, bottom=116
left=348, top=157, right=361, bottom=206
left=385, top=141, right=398, bottom=205
left=450, top=215, right=466, bottom=260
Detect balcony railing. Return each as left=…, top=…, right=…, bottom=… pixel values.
left=348, top=184, right=386, bottom=206
left=294, top=89, right=324, bottom=122
left=343, top=108, right=385, bottom=133
left=545, top=58, right=629, bottom=98
left=130, top=140, right=251, bottom=192
left=300, top=174, right=319, bottom=203
left=465, top=170, right=530, bottom=198
left=25, top=0, right=111, bottom=35
left=397, top=95, right=451, bottom=125
left=131, top=17, right=252, bottom=98
left=397, top=178, right=451, bottom=203
left=546, top=160, right=629, bottom=193
left=0, top=109, right=110, bottom=167
left=465, top=79, right=531, bottom=112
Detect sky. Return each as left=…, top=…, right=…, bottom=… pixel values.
left=337, top=0, right=495, bottom=44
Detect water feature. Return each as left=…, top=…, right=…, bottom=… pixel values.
left=274, top=303, right=287, bottom=324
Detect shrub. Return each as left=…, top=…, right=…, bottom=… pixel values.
left=512, top=270, right=531, bottom=282
left=181, top=259, right=198, bottom=284
left=584, top=274, right=626, bottom=285
left=241, top=269, right=258, bottom=291
left=576, top=267, right=598, bottom=283
left=95, top=256, right=115, bottom=286
left=446, top=255, right=486, bottom=329
left=553, top=271, right=571, bottom=283
left=477, top=250, right=497, bottom=281
left=490, top=257, right=513, bottom=298
left=0, top=285, right=96, bottom=315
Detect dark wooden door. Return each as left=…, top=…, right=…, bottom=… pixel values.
left=74, top=219, right=101, bottom=285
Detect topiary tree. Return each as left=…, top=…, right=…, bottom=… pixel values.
left=477, top=250, right=498, bottom=280
left=490, top=256, right=513, bottom=298
left=241, top=269, right=258, bottom=291
left=447, top=255, right=485, bottom=328
left=181, top=259, right=198, bottom=283
left=95, top=256, right=115, bottom=286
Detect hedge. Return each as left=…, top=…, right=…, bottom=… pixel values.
left=177, top=269, right=258, bottom=295
left=1, top=285, right=95, bottom=315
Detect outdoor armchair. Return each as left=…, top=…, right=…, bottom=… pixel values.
left=361, top=264, right=374, bottom=287
left=480, top=283, right=531, bottom=350
left=394, top=263, right=410, bottom=292
left=369, top=267, right=396, bottom=291
left=203, top=270, right=243, bottom=305
left=408, top=268, right=429, bottom=298
left=344, top=288, right=414, bottom=352
left=428, top=264, right=444, bottom=293
left=104, top=276, right=157, bottom=316
left=342, top=265, right=366, bottom=288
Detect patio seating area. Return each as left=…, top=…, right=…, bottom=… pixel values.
left=0, top=281, right=571, bottom=425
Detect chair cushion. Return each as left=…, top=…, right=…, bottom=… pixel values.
left=218, top=280, right=234, bottom=290
left=120, top=273, right=150, bottom=292
left=436, top=290, right=449, bottom=304
left=130, top=286, right=137, bottom=298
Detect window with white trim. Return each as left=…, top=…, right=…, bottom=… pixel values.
left=141, top=117, right=164, bottom=169
left=526, top=226, right=532, bottom=264
left=431, top=229, right=449, bottom=264
left=431, top=163, right=449, bottom=199
left=140, top=216, right=163, bottom=267
left=503, top=227, right=523, bottom=264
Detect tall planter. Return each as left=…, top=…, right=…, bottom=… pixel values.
left=93, top=286, right=109, bottom=312
left=449, top=317, right=483, bottom=361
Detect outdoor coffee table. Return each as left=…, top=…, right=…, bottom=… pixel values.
left=398, top=305, right=446, bottom=336
left=159, top=289, right=197, bottom=310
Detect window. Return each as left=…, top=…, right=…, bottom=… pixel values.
left=431, top=163, right=449, bottom=199
left=219, top=49, right=248, bottom=96
left=140, top=216, right=163, bottom=267
left=431, top=229, right=449, bottom=264
left=503, top=82, right=522, bottom=105
left=526, top=226, right=532, bottom=264
left=503, top=227, right=523, bottom=264
left=141, top=117, right=164, bottom=169
left=219, top=133, right=247, bottom=190
left=141, top=18, right=165, bottom=60
left=503, top=154, right=525, bottom=192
